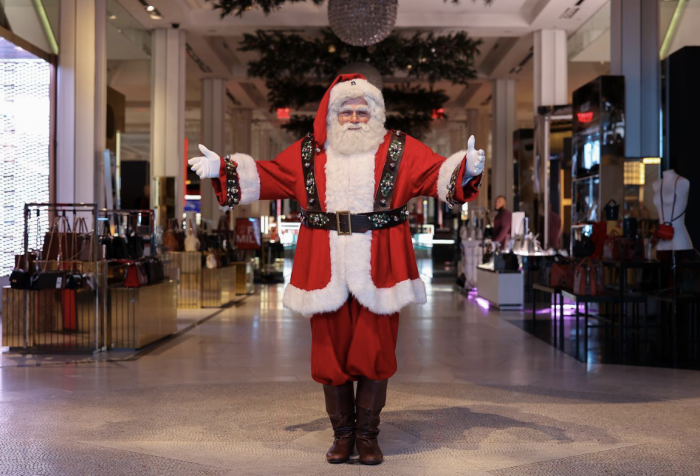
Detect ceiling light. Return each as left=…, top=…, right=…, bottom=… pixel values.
left=146, top=5, right=155, bottom=12
left=108, top=14, right=117, bottom=20
left=149, top=13, right=163, bottom=19
left=560, top=8, right=580, bottom=19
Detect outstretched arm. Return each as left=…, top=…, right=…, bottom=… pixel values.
left=189, top=141, right=301, bottom=208
left=408, top=135, right=485, bottom=206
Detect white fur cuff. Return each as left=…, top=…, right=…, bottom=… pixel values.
left=437, top=150, right=466, bottom=202
left=230, top=153, right=261, bottom=205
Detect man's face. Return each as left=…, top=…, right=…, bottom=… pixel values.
left=337, top=97, right=370, bottom=126
left=496, top=197, right=506, bottom=210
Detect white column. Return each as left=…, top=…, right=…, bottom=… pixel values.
left=491, top=79, right=516, bottom=208
left=611, top=0, right=660, bottom=158
left=227, top=108, right=254, bottom=223
left=231, top=108, right=253, bottom=154
left=56, top=0, right=107, bottom=205
left=200, top=78, right=226, bottom=225
left=151, top=28, right=186, bottom=219
left=533, top=29, right=568, bottom=113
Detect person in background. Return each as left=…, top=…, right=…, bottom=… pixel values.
left=492, top=195, right=511, bottom=249
left=549, top=205, right=562, bottom=250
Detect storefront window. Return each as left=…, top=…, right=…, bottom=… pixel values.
left=0, top=35, right=51, bottom=276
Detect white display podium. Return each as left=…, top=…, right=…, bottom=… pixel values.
left=476, top=266, right=524, bottom=310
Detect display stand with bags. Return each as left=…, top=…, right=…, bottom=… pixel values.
left=3, top=203, right=105, bottom=353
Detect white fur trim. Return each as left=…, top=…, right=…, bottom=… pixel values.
left=282, top=230, right=349, bottom=317
left=230, top=153, right=260, bottom=205
left=281, top=143, right=427, bottom=317
left=329, top=78, right=384, bottom=111
left=437, top=150, right=466, bottom=202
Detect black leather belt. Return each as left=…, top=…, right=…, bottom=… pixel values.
left=301, top=205, right=409, bottom=234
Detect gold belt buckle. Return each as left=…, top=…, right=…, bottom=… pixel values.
left=336, top=211, right=352, bottom=235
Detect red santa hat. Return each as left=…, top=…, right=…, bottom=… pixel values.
left=313, top=74, right=386, bottom=147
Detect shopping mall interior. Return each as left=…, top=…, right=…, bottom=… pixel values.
left=1, top=0, right=700, bottom=474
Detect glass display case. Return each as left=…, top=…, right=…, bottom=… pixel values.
left=571, top=76, right=625, bottom=231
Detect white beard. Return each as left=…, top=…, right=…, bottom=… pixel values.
left=326, top=118, right=386, bottom=156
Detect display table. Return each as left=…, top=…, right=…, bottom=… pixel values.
left=231, top=260, right=255, bottom=295
left=108, top=280, right=177, bottom=349
left=165, top=251, right=202, bottom=309
left=201, top=266, right=237, bottom=307
left=476, top=266, right=524, bottom=309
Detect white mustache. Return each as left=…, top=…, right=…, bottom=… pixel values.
left=341, top=123, right=370, bottom=132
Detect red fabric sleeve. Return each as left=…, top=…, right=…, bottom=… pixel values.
left=256, top=139, right=302, bottom=201
left=211, top=157, right=228, bottom=206
left=404, top=136, right=482, bottom=203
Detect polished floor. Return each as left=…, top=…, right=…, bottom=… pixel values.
left=1, top=278, right=700, bottom=475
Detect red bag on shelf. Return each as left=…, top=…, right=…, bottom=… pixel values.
left=62, top=289, right=77, bottom=331
left=574, top=258, right=603, bottom=296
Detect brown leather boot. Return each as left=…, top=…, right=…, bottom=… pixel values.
left=355, top=378, right=388, bottom=465
left=323, top=381, right=355, bottom=464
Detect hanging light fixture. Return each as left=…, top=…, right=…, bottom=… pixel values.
left=328, top=0, right=398, bottom=47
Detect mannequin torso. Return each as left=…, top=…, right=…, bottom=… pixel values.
left=652, top=169, right=693, bottom=251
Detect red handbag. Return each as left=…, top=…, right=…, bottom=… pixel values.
left=657, top=176, right=685, bottom=241
left=116, top=260, right=149, bottom=288
left=62, top=289, right=77, bottom=331
left=657, top=223, right=674, bottom=241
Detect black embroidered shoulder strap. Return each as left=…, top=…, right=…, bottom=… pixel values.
left=374, top=130, right=406, bottom=212
left=301, top=134, right=323, bottom=212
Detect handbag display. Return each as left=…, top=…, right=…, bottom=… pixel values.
left=42, top=216, right=76, bottom=262
left=503, top=251, right=519, bottom=271
left=603, top=230, right=620, bottom=260
left=31, top=270, right=66, bottom=290
left=572, top=234, right=595, bottom=258
left=117, top=260, right=149, bottom=288
left=658, top=176, right=685, bottom=241
left=550, top=259, right=575, bottom=289
left=574, top=258, right=603, bottom=296
left=62, top=289, right=78, bottom=331
left=184, top=220, right=200, bottom=252
left=144, top=258, right=165, bottom=283
left=604, top=199, right=619, bottom=221
left=15, top=251, right=39, bottom=272
left=74, top=217, right=94, bottom=261
left=205, top=252, right=218, bottom=269
left=127, top=217, right=144, bottom=260
left=163, top=219, right=183, bottom=251
left=10, top=269, right=31, bottom=289
left=100, top=221, right=114, bottom=260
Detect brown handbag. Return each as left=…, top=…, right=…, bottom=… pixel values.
left=74, top=217, right=94, bottom=261
left=550, top=261, right=575, bottom=289
left=42, top=216, right=76, bottom=262
left=162, top=219, right=182, bottom=251
left=574, top=258, right=602, bottom=296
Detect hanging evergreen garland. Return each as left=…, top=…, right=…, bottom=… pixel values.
left=240, top=29, right=478, bottom=138
left=210, top=0, right=493, bottom=17
left=240, top=29, right=481, bottom=86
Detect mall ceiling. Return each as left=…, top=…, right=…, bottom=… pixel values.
left=113, top=0, right=611, bottom=116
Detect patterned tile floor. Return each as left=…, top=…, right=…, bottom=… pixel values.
left=0, top=280, right=699, bottom=475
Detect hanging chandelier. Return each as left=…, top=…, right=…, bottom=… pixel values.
left=327, top=0, right=398, bottom=46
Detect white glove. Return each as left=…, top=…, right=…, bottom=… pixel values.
left=188, top=144, right=222, bottom=179
left=465, top=135, right=486, bottom=177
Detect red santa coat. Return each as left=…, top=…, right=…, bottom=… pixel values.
left=212, top=132, right=481, bottom=317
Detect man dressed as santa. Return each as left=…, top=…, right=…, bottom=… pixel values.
left=189, top=74, right=484, bottom=465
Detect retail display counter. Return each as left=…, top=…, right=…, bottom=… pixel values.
left=108, top=280, right=177, bottom=349
left=476, top=266, right=524, bottom=309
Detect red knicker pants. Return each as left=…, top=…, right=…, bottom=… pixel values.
left=310, top=296, right=399, bottom=386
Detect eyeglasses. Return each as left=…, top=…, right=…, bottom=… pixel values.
left=338, top=110, right=370, bottom=119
